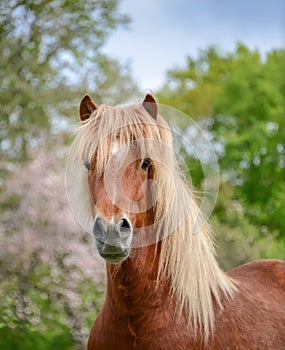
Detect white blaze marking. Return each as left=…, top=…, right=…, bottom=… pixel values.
left=112, top=141, right=120, bottom=155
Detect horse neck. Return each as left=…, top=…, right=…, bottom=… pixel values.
left=105, top=243, right=171, bottom=312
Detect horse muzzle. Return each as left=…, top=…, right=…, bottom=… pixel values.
left=92, top=215, right=133, bottom=264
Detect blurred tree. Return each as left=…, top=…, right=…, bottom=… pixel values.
left=158, top=46, right=231, bottom=119
left=158, top=43, right=285, bottom=261
left=211, top=46, right=285, bottom=239
left=0, top=0, right=137, bottom=163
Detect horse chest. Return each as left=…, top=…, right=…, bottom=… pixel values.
left=89, top=294, right=207, bottom=350
left=88, top=285, right=191, bottom=349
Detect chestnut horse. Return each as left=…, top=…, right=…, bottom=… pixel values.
left=66, top=94, right=285, bottom=349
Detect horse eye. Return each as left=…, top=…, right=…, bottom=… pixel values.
left=84, top=160, right=91, bottom=171
left=141, top=158, right=151, bottom=171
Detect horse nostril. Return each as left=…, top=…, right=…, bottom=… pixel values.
left=119, top=217, right=132, bottom=231
left=118, top=217, right=133, bottom=247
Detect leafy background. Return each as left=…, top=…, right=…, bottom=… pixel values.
left=1, top=1, right=284, bottom=348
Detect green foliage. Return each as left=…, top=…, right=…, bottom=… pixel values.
left=0, top=193, right=21, bottom=211
left=159, top=43, right=285, bottom=264
left=211, top=47, right=285, bottom=239
left=213, top=181, right=285, bottom=271
left=0, top=327, right=74, bottom=350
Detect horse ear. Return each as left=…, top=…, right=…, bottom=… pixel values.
left=79, top=95, right=97, bottom=122
left=142, top=94, right=158, bottom=120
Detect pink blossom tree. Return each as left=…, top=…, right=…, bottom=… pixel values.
left=0, top=138, right=105, bottom=348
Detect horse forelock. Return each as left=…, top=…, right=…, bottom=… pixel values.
left=74, top=103, right=173, bottom=175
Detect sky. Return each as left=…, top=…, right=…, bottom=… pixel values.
left=103, top=0, right=285, bottom=91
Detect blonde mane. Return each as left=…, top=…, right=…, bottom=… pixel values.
left=66, top=101, right=236, bottom=340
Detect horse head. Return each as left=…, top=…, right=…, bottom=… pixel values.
left=74, top=94, right=172, bottom=264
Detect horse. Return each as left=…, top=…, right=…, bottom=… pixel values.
left=66, top=93, right=285, bottom=350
